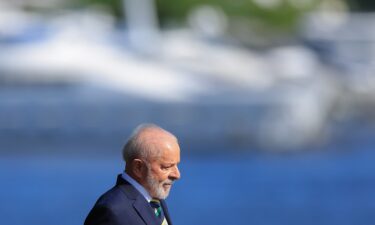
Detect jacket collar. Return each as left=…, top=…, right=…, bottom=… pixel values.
left=116, top=175, right=171, bottom=225
left=161, top=199, right=173, bottom=225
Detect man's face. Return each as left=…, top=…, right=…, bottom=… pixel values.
left=144, top=140, right=181, bottom=199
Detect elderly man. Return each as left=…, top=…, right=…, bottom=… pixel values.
left=85, top=124, right=181, bottom=225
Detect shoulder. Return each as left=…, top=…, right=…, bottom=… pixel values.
left=95, top=185, right=132, bottom=209
left=84, top=186, right=133, bottom=225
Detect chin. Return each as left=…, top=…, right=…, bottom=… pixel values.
left=154, top=189, right=170, bottom=200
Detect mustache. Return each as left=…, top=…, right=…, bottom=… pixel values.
left=161, top=179, right=174, bottom=185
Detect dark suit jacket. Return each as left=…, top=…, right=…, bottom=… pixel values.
left=84, top=175, right=173, bottom=225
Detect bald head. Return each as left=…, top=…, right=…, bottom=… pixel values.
left=122, top=124, right=178, bottom=164
left=122, top=124, right=181, bottom=199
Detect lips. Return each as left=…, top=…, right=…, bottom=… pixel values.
left=162, top=180, right=174, bottom=186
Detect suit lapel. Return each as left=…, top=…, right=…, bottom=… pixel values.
left=116, top=175, right=159, bottom=225
left=133, top=196, right=160, bottom=225
left=161, top=200, right=172, bottom=225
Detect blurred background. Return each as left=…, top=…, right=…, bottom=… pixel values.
left=1, top=0, right=375, bottom=224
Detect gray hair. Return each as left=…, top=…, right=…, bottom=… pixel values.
left=122, top=123, right=177, bottom=163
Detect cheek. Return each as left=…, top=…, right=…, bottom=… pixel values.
left=151, top=168, right=168, bottom=181
left=153, top=170, right=169, bottom=181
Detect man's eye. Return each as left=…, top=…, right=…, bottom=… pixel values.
left=162, top=165, right=173, bottom=170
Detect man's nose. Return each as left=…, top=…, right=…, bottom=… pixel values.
left=170, top=165, right=181, bottom=180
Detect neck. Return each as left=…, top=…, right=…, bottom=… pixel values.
left=125, top=168, right=151, bottom=195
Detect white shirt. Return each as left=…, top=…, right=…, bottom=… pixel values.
left=121, top=171, right=152, bottom=202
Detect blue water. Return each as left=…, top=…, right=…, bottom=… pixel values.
left=1, top=85, right=375, bottom=225
left=2, top=149, right=375, bottom=225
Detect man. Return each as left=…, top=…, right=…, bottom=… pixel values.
left=85, top=124, right=181, bottom=225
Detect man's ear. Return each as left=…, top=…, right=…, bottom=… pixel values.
left=132, top=159, right=145, bottom=178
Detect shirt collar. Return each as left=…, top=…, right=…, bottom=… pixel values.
left=121, top=171, right=152, bottom=202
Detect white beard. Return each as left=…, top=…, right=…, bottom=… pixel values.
left=146, top=167, right=173, bottom=199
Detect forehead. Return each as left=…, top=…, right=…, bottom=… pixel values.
left=149, top=138, right=180, bottom=163
left=138, top=127, right=180, bottom=161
